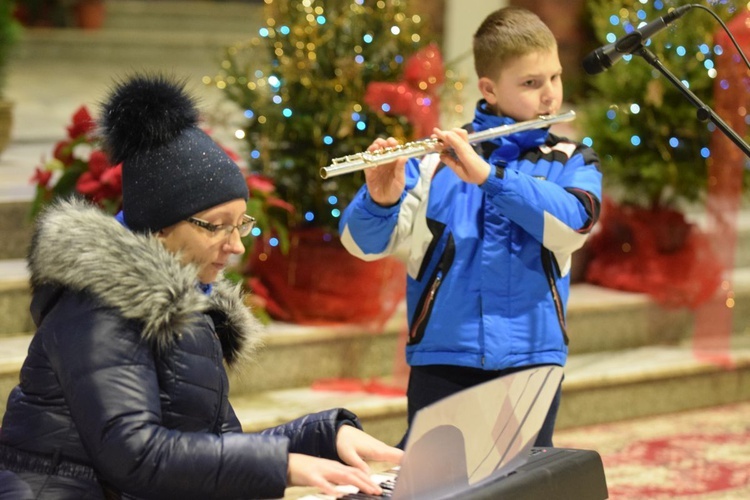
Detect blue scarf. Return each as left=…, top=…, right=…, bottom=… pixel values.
left=115, top=211, right=213, bottom=296
left=471, top=101, right=549, bottom=167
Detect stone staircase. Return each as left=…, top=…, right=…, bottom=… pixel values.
left=7, top=0, right=264, bottom=147
left=2, top=1, right=750, bottom=447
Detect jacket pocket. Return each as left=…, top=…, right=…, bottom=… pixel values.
left=409, top=234, right=455, bottom=345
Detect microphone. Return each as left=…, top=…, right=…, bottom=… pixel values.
left=582, top=5, right=692, bottom=75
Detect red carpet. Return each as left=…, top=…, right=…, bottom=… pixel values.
left=555, top=402, right=750, bottom=499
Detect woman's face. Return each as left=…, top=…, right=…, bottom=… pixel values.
left=159, top=199, right=248, bottom=284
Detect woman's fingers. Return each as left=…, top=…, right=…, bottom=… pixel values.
left=288, top=453, right=383, bottom=497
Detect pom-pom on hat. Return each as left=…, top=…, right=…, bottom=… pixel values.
left=100, top=74, right=249, bottom=233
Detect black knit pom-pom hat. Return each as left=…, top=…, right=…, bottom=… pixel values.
left=100, top=74, right=249, bottom=233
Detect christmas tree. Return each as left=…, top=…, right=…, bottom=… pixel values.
left=581, top=0, right=738, bottom=209
left=208, top=0, right=463, bottom=234
left=581, top=0, right=746, bottom=308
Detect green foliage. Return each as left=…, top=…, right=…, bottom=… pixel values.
left=581, top=0, right=738, bottom=208
left=212, top=0, right=461, bottom=232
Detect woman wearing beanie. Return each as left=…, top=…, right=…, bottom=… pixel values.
left=0, top=75, right=402, bottom=499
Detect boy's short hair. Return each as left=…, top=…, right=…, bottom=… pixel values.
left=473, top=6, right=557, bottom=79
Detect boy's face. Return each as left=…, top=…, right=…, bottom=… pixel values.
left=478, top=48, right=563, bottom=122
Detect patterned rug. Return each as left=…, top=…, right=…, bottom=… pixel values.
left=554, top=402, right=750, bottom=499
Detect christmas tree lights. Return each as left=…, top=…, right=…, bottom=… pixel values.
left=208, top=0, right=463, bottom=233
left=581, top=0, right=739, bottom=209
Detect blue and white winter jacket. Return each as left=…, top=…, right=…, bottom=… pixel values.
left=339, top=101, right=602, bottom=371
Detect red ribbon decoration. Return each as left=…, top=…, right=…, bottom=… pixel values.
left=364, top=43, right=445, bottom=139
left=585, top=198, right=722, bottom=310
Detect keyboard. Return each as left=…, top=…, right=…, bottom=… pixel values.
left=310, top=447, right=608, bottom=500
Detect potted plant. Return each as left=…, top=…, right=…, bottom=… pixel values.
left=13, top=0, right=67, bottom=27
left=210, top=0, right=463, bottom=324
left=71, top=0, right=105, bottom=30
left=0, top=0, right=20, bottom=155
left=580, top=0, right=744, bottom=307
left=14, top=0, right=104, bottom=29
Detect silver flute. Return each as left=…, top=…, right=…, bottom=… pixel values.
left=319, top=110, right=576, bottom=179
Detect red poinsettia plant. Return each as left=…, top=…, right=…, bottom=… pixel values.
left=30, top=105, right=123, bottom=217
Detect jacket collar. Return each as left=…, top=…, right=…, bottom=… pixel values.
left=27, top=199, right=262, bottom=365
left=472, top=100, right=549, bottom=162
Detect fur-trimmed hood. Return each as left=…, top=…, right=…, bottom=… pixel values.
left=27, top=199, right=263, bottom=365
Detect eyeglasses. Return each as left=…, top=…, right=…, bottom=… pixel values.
left=186, top=214, right=256, bottom=238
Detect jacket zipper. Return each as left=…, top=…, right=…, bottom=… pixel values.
left=541, top=248, right=569, bottom=345
left=409, top=272, right=442, bottom=344
left=206, top=316, right=225, bottom=434
left=409, top=235, right=455, bottom=345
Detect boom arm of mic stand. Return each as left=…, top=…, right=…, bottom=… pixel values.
left=633, top=45, right=750, bottom=159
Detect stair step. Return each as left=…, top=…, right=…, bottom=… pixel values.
left=1, top=263, right=749, bottom=347
left=231, top=385, right=408, bottom=447
left=14, top=27, right=259, bottom=66
left=232, top=341, right=750, bottom=445
left=0, top=260, right=33, bottom=337
left=227, top=312, right=406, bottom=396
left=0, top=309, right=406, bottom=416
left=561, top=339, right=750, bottom=428
left=0, top=334, right=31, bottom=375
left=0, top=333, right=35, bottom=414
left=3, top=183, right=750, bottom=263
left=103, top=0, right=263, bottom=35
left=0, top=202, right=33, bottom=260
left=13, top=0, right=265, bottom=70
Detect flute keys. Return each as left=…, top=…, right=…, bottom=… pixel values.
left=332, top=153, right=364, bottom=164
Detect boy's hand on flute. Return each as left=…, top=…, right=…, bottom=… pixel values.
left=432, top=127, right=491, bottom=185
left=363, top=137, right=406, bottom=206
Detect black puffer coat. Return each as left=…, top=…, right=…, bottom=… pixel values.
left=0, top=200, right=359, bottom=499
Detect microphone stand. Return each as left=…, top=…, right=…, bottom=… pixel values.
left=633, top=44, right=750, bottom=158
